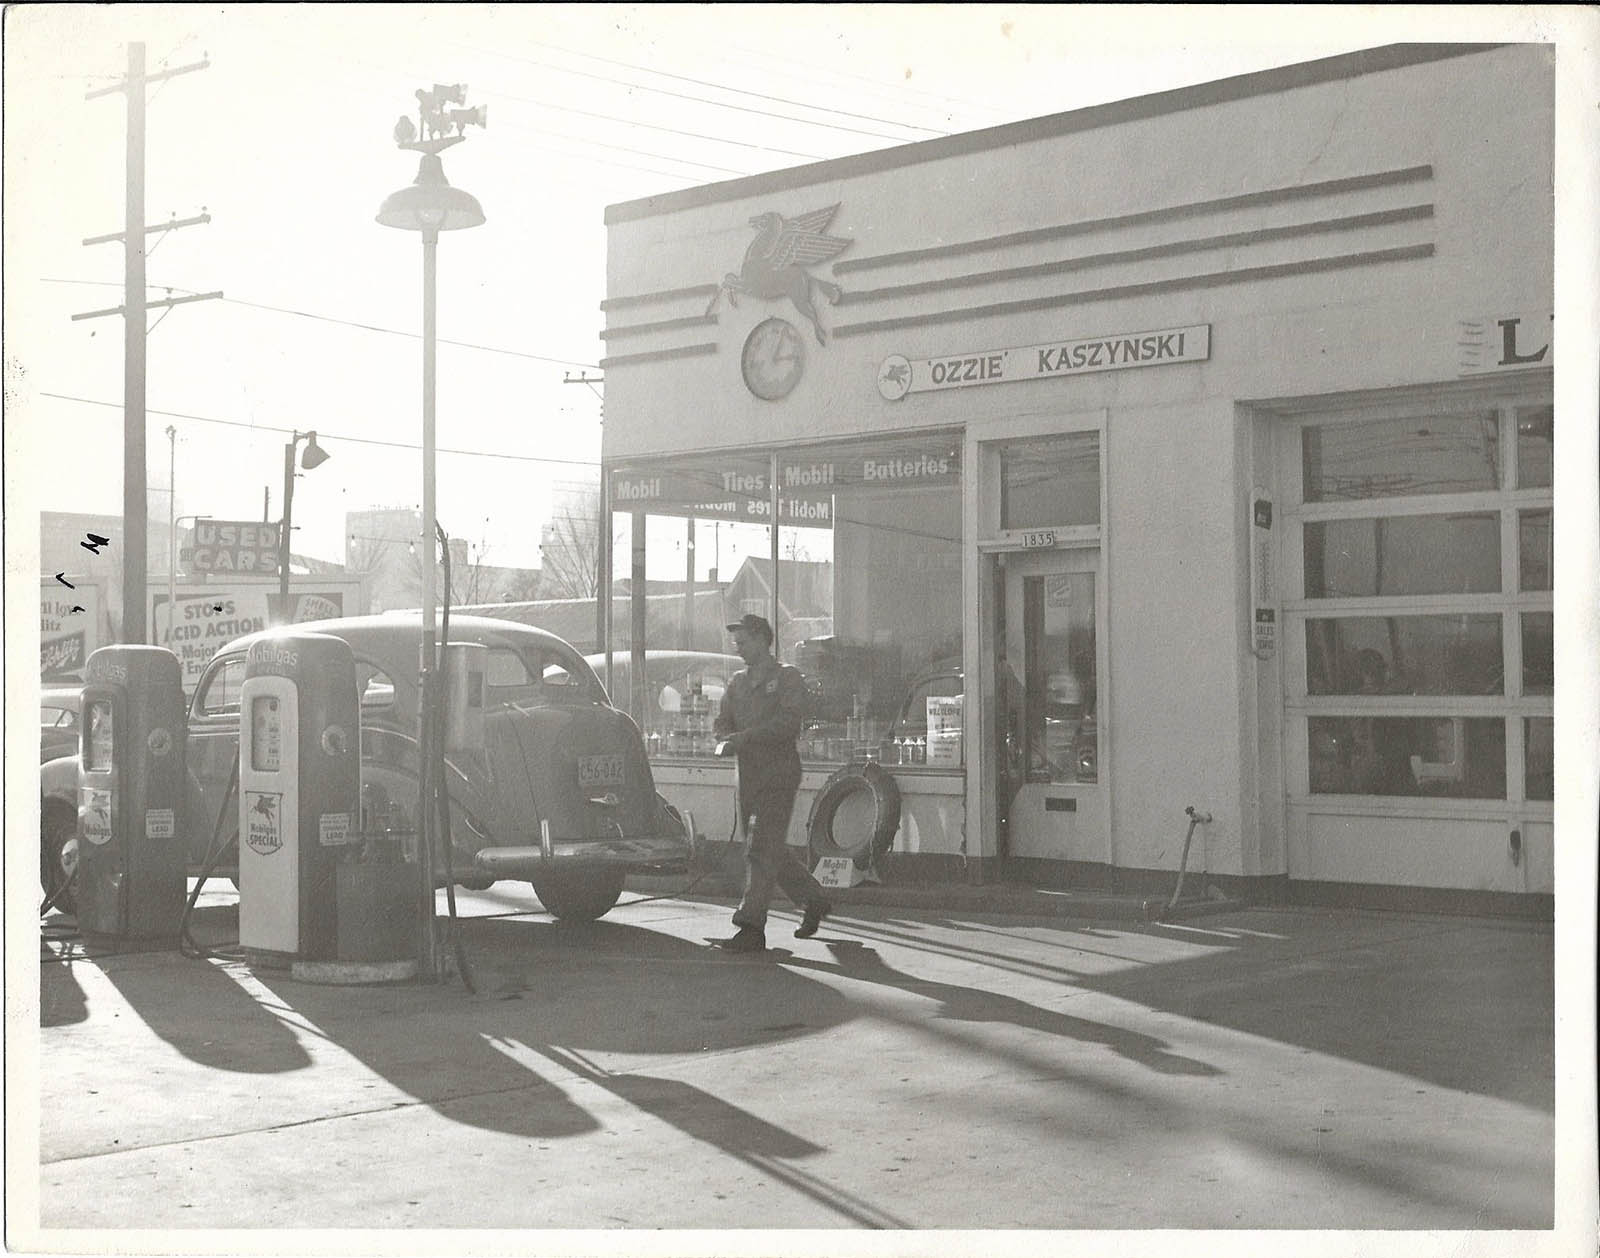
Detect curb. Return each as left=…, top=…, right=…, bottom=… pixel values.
left=626, top=873, right=1165, bottom=923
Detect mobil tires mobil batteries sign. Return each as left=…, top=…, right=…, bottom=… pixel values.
left=149, top=579, right=364, bottom=692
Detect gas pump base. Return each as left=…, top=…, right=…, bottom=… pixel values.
left=290, top=958, right=419, bottom=985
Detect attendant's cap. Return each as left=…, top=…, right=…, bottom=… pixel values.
left=725, top=613, right=774, bottom=644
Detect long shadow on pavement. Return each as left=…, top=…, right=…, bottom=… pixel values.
left=240, top=916, right=856, bottom=1143
left=93, top=904, right=314, bottom=1074
left=781, top=938, right=1220, bottom=1076
left=1078, top=913, right=1554, bottom=1111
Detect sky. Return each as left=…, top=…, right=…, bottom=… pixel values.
left=3, top=4, right=1590, bottom=575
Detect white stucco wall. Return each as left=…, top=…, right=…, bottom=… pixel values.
left=603, top=45, right=1554, bottom=877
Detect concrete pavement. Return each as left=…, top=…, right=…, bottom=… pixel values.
left=26, top=880, right=1558, bottom=1247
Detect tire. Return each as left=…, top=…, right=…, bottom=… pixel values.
left=529, top=867, right=626, bottom=922
left=41, top=799, right=79, bottom=916
left=806, top=762, right=901, bottom=870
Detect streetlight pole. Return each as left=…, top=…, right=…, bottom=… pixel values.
left=166, top=425, right=177, bottom=649
left=276, top=430, right=331, bottom=624
left=378, top=84, right=485, bottom=982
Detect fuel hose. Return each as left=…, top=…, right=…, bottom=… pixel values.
left=180, top=746, right=242, bottom=960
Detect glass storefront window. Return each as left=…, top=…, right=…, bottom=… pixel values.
left=1301, top=413, right=1499, bottom=501
left=1000, top=432, right=1099, bottom=528
left=1308, top=715, right=1506, bottom=799
left=611, top=431, right=962, bottom=768
left=1518, top=509, right=1552, bottom=591
left=1304, top=615, right=1504, bottom=696
left=1516, top=405, right=1553, bottom=489
left=1303, top=514, right=1501, bottom=598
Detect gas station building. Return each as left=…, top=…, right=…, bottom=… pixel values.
left=597, top=44, right=1554, bottom=914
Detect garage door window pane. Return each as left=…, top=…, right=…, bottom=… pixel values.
left=1305, top=615, right=1503, bottom=696
left=1516, top=405, right=1553, bottom=489
left=1521, top=613, right=1553, bottom=695
left=1519, top=510, right=1552, bottom=592
left=1302, top=413, right=1499, bottom=502
left=1303, top=515, right=1500, bottom=598
left=1308, top=716, right=1505, bottom=798
left=1525, top=718, right=1553, bottom=801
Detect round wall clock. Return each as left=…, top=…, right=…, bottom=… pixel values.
left=741, top=317, right=805, bottom=401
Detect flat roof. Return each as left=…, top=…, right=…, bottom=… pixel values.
left=604, top=43, right=1507, bottom=226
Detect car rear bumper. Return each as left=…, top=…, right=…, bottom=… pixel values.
left=471, top=829, right=694, bottom=880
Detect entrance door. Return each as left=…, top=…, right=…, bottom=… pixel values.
left=994, top=548, right=1104, bottom=866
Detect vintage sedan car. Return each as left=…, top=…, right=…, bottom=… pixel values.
left=38, top=615, right=694, bottom=921
left=40, top=685, right=82, bottom=764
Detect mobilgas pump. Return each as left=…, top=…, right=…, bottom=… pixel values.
left=76, top=646, right=188, bottom=939
left=237, top=632, right=359, bottom=967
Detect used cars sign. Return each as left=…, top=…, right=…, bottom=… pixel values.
left=190, top=520, right=282, bottom=572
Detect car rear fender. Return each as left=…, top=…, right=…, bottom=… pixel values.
left=39, top=754, right=78, bottom=808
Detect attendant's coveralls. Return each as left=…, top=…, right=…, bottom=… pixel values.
left=714, top=656, right=825, bottom=932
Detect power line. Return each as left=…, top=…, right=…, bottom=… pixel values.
left=452, top=34, right=949, bottom=137
left=38, top=391, right=601, bottom=468
left=491, top=115, right=755, bottom=176
left=721, top=36, right=1014, bottom=122
left=237, top=28, right=836, bottom=163
left=43, top=278, right=602, bottom=369
left=450, top=42, right=924, bottom=143
left=480, top=86, right=828, bottom=164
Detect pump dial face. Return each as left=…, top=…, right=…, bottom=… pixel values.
left=741, top=317, right=805, bottom=401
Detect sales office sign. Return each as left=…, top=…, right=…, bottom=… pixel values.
left=878, top=324, right=1210, bottom=400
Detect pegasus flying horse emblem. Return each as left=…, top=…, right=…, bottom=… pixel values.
left=707, top=204, right=853, bottom=344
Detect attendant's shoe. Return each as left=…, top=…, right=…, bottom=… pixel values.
left=720, top=927, right=766, bottom=953
left=795, top=900, right=832, bottom=939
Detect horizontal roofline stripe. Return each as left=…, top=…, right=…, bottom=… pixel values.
left=601, top=283, right=721, bottom=312
left=600, top=313, right=718, bottom=342
left=835, top=166, right=1434, bottom=275
left=840, top=204, right=1435, bottom=305
left=831, top=243, right=1435, bottom=339
left=599, top=343, right=718, bottom=369
left=604, top=45, right=1501, bottom=225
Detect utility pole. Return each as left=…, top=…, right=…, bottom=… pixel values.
left=75, top=41, right=216, bottom=643
left=563, top=371, right=606, bottom=654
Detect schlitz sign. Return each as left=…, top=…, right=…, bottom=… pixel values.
left=878, top=324, right=1211, bottom=400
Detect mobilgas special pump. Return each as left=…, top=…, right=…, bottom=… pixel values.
left=237, top=632, right=360, bottom=966
left=76, top=646, right=188, bottom=939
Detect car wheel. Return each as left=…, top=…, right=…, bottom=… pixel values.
left=529, top=868, right=626, bottom=922
left=41, top=800, right=78, bottom=916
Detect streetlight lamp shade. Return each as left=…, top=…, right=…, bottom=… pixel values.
left=300, top=432, right=331, bottom=469
left=376, top=153, right=485, bottom=232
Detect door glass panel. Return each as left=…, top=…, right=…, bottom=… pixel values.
left=1000, top=432, right=1100, bottom=528
left=1304, top=615, right=1503, bottom=696
left=1525, top=717, right=1553, bottom=801
left=1021, top=572, right=1095, bottom=783
left=1521, top=613, right=1553, bottom=695
left=1518, top=509, right=1552, bottom=591
left=1303, top=515, right=1500, bottom=597
left=1307, top=716, right=1505, bottom=798
left=1301, top=413, right=1499, bottom=501
left=1515, top=405, right=1553, bottom=488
